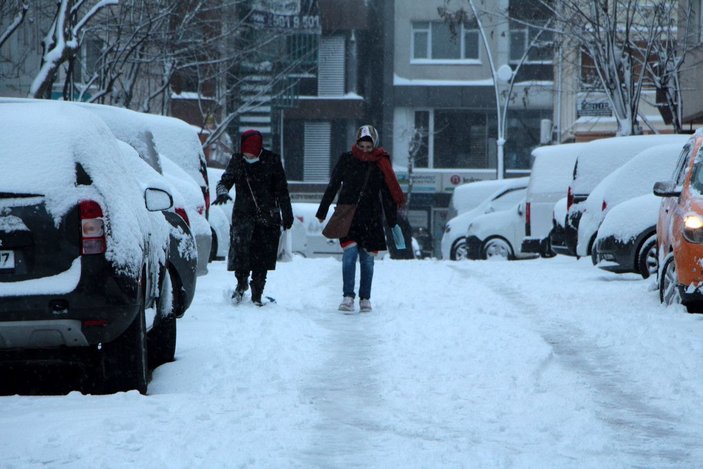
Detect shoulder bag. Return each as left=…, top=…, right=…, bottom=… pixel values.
left=322, top=166, right=372, bottom=239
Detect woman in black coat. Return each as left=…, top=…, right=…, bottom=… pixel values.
left=316, top=125, right=405, bottom=313
left=213, top=130, right=293, bottom=306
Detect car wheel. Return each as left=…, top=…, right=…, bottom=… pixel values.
left=209, top=228, right=218, bottom=262
left=148, top=268, right=178, bottom=368
left=101, top=283, right=149, bottom=394
left=450, top=238, right=468, bottom=260
left=540, top=238, right=556, bottom=258
left=482, top=238, right=512, bottom=260
left=637, top=235, right=657, bottom=279
left=659, top=255, right=682, bottom=307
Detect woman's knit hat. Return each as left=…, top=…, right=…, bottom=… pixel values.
left=241, top=129, right=263, bottom=156
left=356, top=125, right=379, bottom=148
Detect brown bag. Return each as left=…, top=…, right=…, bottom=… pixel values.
left=322, top=204, right=357, bottom=239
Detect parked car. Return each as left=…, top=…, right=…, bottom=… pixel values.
left=0, top=101, right=176, bottom=394
left=654, top=130, right=703, bottom=311
left=441, top=178, right=529, bottom=260
left=292, top=202, right=344, bottom=258
left=563, top=134, right=689, bottom=257
left=593, top=193, right=659, bottom=278
left=72, top=102, right=212, bottom=276
left=206, top=168, right=232, bottom=261
left=521, top=143, right=585, bottom=257
left=447, top=178, right=526, bottom=219
left=466, top=197, right=538, bottom=261
left=576, top=143, right=684, bottom=260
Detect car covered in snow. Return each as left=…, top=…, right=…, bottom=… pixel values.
left=72, top=102, right=212, bottom=276
left=593, top=193, right=659, bottom=278
left=441, top=178, right=529, bottom=260
left=576, top=143, right=684, bottom=260
left=465, top=196, right=537, bottom=261
left=562, top=134, right=689, bottom=257
left=0, top=101, right=177, bottom=394
left=521, top=143, right=584, bottom=257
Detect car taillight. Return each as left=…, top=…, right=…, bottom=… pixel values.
left=601, top=200, right=607, bottom=212
left=197, top=205, right=204, bottom=216
left=175, top=207, right=190, bottom=227
left=296, top=216, right=304, bottom=223
left=567, top=186, right=574, bottom=212
left=80, top=200, right=106, bottom=255
left=525, top=202, right=531, bottom=236
left=204, top=191, right=211, bottom=213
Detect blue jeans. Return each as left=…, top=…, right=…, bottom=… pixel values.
left=342, top=244, right=374, bottom=299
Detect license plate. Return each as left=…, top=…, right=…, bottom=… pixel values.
left=0, top=250, right=15, bottom=269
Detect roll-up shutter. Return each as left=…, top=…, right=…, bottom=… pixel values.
left=304, top=122, right=331, bottom=181
left=318, top=36, right=345, bottom=96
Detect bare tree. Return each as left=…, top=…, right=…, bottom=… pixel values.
left=29, top=0, right=118, bottom=99
left=0, top=1, right=29, bottom=49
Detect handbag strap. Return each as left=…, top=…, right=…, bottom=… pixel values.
left=243, top=165, right=263, bottom=216
left=355, top=165, right=373, bottom=205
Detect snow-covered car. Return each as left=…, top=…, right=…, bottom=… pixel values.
left=593, top=193, right=659, bottom=278
left=447, top=178, right=526, bottom=219
left=521, top=143, right=584, bottom=257
left=292, top=202, right=343, bottom=258
left=441, top=178, right=529, bottom=260
left=72, top=102, right=212, bottom=276
left=576, top=143, right=684, bottom=260
left=465, top=198, right=538, bottom=261
left=563, top=134, right=689, bottom=257
left=0, top=101, right=175, bottom=394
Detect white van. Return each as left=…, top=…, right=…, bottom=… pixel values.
left=562, top=134, right=690, bottom=256
left=521, top=143, right=586, bottom=257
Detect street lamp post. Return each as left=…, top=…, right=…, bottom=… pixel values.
left=466, top=0, right=513, bottom=180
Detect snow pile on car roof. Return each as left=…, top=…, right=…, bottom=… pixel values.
left=0, top=101, right=158, bottom=278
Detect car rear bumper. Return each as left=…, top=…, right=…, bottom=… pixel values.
left=594, top=235, right=636, bottom=274
left=521, top=237, right=542, bottom=254
left=0, top=256, right=142, bottom=349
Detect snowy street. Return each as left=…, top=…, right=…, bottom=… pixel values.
left=3, top=255, right=703, bottom=468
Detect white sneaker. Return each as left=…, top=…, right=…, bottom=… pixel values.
left=359, top=299, right=372, bottom=313
left=338, top=296, right=355, bottom=312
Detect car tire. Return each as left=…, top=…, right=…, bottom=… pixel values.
left=148, top=269, right=178, bottom=368
left=101, top=283, right=149, bottom=394
left=450, top=237, right=468, bottom=261
left=482, top=237, right=512, bottom=260
left=539, top=238, right=556, bottom=258
left=659, top=255, right=682, bottom=307
left=637, top=235, right=657, bottom=279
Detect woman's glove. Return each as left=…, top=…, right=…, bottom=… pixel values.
left=212, top=193, right=232, bottom=205
left=282, top=214, right=294, bottom=230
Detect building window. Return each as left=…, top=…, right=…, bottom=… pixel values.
left=434, top=110, right=487, bottom=169
left=411, top=21, right=479, bottom=62
left=412, top=111, right=430, bottom=168
left=509, top=24, right=553, bottom=64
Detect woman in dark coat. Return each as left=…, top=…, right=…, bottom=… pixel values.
left=316, top=125, right=405, bottom=313
left=213, top=129, right=293, bottom=306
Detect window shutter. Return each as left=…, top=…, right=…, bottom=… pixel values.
left=304, top=122, right=331, bottom=181
left=317, top=36, right=345, bottom=96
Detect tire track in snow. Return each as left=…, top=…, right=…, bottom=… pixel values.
left=449, top=263, right=696, bottom=466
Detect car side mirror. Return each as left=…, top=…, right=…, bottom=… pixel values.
left=145, top=187, right=173, bottom=211
left=653, top=181, right=681, bottom=198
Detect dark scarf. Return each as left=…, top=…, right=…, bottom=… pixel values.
left=351, top=145, right=405, bottom=207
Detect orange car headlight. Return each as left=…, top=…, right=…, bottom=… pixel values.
left=683, top=214, right=703, bottom=243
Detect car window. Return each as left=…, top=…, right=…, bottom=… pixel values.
left=490, top=188, right=526, bottom=211
left=673, top=144, right=692, bottom=187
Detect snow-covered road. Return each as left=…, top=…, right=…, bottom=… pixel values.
left=2, top=255, right=703, bottom=468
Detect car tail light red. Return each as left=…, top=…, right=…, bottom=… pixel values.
left=197, top=205, right=204, bottom=216
left=601, top=200, right=607, bottom=212
left=175, top=207, right=190, bottom=227
left=567, top=186, right=574, bottom=212
left=525, top=202, right=531, bottom=224
left=204, top=191, right=211, bottom=213
left=80, top=200, right=106, bottom=255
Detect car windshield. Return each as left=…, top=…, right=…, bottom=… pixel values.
left=492, top=188, right=526, bottom=211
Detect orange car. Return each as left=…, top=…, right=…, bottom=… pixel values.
left=654, top=130, right=703, bottom=311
